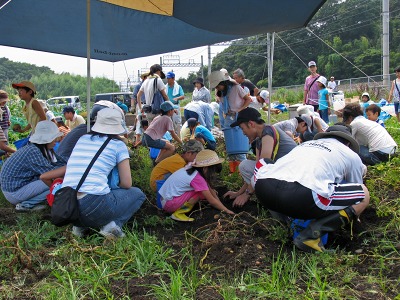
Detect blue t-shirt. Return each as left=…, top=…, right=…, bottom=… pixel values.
left=166, top=85, right=184, bottom=105
left=318, top=88, right=329, bottom=110
left=194, top=125, right=215, bottom=142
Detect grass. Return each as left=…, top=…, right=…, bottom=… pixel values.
left=1, top=110, right=400, bottom=298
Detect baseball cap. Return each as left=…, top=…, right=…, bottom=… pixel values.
left=160, top=101, right=179, bottom=112
left=166, top=72, right=175, bottom=79
left=150, top=64, right=165, bottom=79
left=259, top=90, right=269, bottom=102
left=308, top=61, right=317, bottom=67
left=12, top=81, right=36, bottom=92
left=182, top=140, right=204, bottom=153
left=187, top=118, right=198, bottom=127
left=230, top=107, right=265, bottom=127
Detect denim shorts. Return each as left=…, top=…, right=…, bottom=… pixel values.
left=142, top=133, right=166, bottom=149
left=394, top=102, right=399, bottom=114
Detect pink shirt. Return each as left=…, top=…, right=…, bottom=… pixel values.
left=227, top=84, right=247, bottom=112
left=144, top=115, right=174, bottom=140
left=304, top=74, right=320, bottom=106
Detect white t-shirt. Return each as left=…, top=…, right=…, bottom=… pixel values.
left=62, top=135, right=129, bottom=195
left=139, top=75, right=166, bottom=106
left=253, top=138, right=365, bottom=198
left=350, top=116, right=397, bottom=153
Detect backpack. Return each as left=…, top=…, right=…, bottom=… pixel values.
left=151, top=77, right=165, bottom=115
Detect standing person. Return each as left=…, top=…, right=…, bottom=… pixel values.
left=342, top=103, right=397, bottom=165
left=63, top=106, right=86, bottom=130
left=327, top=76, right=337, bottom=91
left=61, top=108, right=146, bottom=238
left=137, top=64, right=169, bottom=124
left=159, top=149, right=234, bottom=222
left=224, top=108, right=297, bottom=207
left=149, top=140, right=203, bottom=191
left=0, top=90, right=11, bottom=144
left=143, top=101, right=183, bottom=163
left=0, top=121, right=65, bottom=211
left=165, top=72, right=185, bottom=134
left=233, top=68, right=259, bottom=96
left=192, top=77, right=211, bottom=103
left=12, top=81, right=46, bottom=134
left=209, top=70, right=252, bottom=172
left=388, top=65, right=400, bottom=122
left=317, top=76, right=330, bottom=123
left=133, top=72, right=149, bottom=143
left=303, top=61, right=321, bottom=113
left=253, top=125, right=369, bottom=252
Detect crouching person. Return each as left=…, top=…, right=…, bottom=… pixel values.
left=159, top=150, right=234, bottom=221
left=61, top=108, right=146, bottom=238
left=0, top=121, right=65, bottom=211
left=253, top=125, right=369, bottom=252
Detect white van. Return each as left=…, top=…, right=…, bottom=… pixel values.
left=46, top=96, right=81, bottom=109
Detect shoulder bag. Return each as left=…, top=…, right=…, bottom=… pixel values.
left=51, top=137, right=112, bottom=227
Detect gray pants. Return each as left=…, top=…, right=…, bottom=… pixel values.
left=2, top=180, right=49, bottom=206
left=239, top=159, right=256, bottom=184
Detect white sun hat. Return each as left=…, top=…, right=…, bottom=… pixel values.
left=91, top=107, right=125, bottom=135
left=29, top=120, right=63, bottom=144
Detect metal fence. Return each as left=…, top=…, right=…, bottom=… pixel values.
left=272, top=73, right=397, bottom=99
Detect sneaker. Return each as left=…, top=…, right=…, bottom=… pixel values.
left=15, top=203, right=47, bottom=212
left=72, top=226, right=89, bottom=238
left=99, top=221, right=126, bottom=238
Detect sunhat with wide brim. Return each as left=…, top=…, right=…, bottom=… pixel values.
left=91, top=107, right=125, bottom=135
left=29, top=120, right=63, bottom=144
left=314, top=125, right=359, bottom=154
left=191, top=149, right=224, bottom=167
left=209, top=70, right=238, bottom=89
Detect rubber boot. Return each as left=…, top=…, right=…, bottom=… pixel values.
left=293, top=206, right=356, bottom=253
left=229, top=161, right=240, bottom=173
left=171, top=202, right=194, bottom=222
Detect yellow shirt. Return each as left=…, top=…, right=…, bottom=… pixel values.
left=23, top=99, right=41, bottom=133
left=149, top=153, right=186, bottom=191
left=65, top=113, right=86, bottom=130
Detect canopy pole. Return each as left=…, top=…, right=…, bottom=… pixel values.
left=267, top=33, right=275, bottom=125
left=86, top=0, right=91, bottom=133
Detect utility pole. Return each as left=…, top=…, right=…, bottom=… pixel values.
left=208, top=45, right=212, bottom=90
left=382, top=0, right=390, bottom=88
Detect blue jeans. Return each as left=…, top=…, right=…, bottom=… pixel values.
left=359, top=145, right=389, bottom=166
left=77, top=188, right=146, bottom=228
left=184, top=109, right=199, bottom=122
left=319, top=109, right=329, bottom=123
left=2, top=180, right=49, bottom=207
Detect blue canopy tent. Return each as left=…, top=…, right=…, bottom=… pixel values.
left=0, top=0, right=326, bottom=124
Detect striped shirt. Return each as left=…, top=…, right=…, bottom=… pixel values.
left=62, top=135, right=129, bottom=195
left=0, top=144, right=66, bottom=192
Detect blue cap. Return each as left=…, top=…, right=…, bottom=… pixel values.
left=160, top=101, right=179, bottom=112
left=166, top=71, right=175, bottom=79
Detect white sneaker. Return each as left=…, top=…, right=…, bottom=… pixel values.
left=99, top=221, right=126, bottom=238
left=15, top=203, right=47, bottom=212
left=72, top=226, right=88, bottom=238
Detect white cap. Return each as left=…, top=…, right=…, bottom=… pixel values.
left=259, top=90, right=270, bottom=102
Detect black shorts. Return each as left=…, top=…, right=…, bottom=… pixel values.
left=254, top=178, right=365, bottom=220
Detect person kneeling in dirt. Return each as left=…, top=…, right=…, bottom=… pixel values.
left=158, top=150, right=234, bottom=222
left=224, top=107, right=297, bottom=208
left=149, top=140, right=204, bottom=192
left=253, top=125, right=370, bottom=252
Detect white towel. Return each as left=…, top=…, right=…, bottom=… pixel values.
left=166, top=82, right=180, bottom=97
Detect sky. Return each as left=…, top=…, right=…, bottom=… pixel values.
left=0, top=44, right=228, bottom=84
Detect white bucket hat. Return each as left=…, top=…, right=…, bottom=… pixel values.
left=209, top=71, right=237, bottom=89
left=316, top=76, right=327, bottom=87
left=29, top=120, right=63, bottom=144
left=91, top=108, right=125, bottom=135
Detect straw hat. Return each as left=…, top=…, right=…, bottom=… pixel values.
left=192, top=149, right=224, bottom=167
left=29, top=120, right=63, bottom=144
left=91, top=108, right=125, bottom=135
